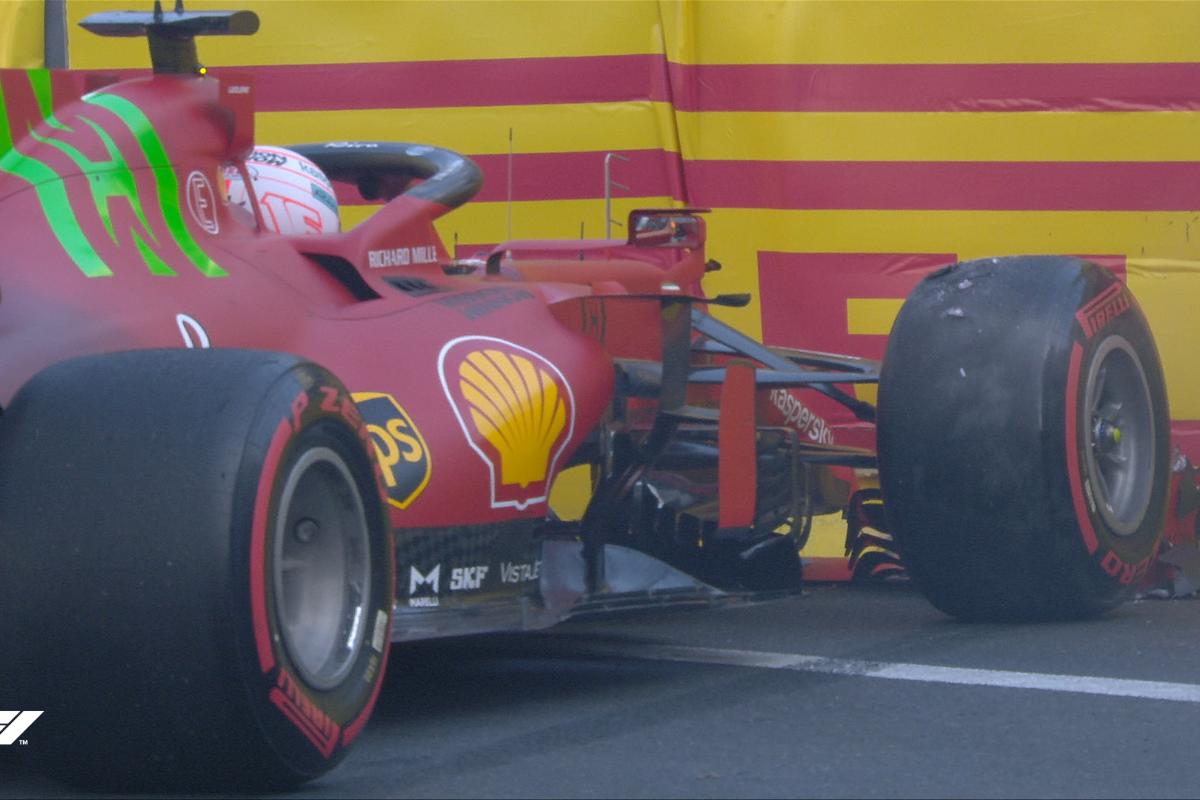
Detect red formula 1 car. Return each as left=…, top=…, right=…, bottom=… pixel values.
left=0, top=6, right=1172, bottom=790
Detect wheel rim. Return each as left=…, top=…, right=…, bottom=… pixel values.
left=1083, top=335, right=1154, bottom=537
left=273, top=446, right=371, bottom=691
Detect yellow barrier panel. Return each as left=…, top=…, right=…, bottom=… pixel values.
left=678, top=111, right=1200, bottom=163
left=67, top=0, right=667, bottom=67
left=60, top=0, right=1200, bottom=555
left=0, top=1, right=44, bottom=69
left=660, top=0, right=1200, bottom=64
left=257, top=103, right=680, bottom=159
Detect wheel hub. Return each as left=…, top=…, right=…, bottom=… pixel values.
left=1083, top=336, right=1155, bottom=537
left=273, top=447, right=371, bottom=691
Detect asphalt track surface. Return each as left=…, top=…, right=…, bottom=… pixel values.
left=5, top=582, right=1200, bottom=798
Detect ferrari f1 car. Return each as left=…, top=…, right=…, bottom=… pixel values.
left=0, top=5, right=1171, bottom=790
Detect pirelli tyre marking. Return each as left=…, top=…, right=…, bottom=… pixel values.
left=249, top=376, right=394, bottom=768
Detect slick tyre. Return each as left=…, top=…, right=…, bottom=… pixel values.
left=0, top=350, right=393, bottom=790
left=877, top=257, right=1168, bottom=621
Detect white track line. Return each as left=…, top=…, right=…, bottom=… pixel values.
left=580, top=643, right=1200, bottom=703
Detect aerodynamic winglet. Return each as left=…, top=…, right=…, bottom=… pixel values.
left=80, top=2, right=259, bottom=75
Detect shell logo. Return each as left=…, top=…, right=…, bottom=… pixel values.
left=438, top=336, right=576, bottom=510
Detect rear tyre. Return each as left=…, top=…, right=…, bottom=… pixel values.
left=877, top=256, right=1168, bottom=620
left=0, top=350, right=393, bottom=789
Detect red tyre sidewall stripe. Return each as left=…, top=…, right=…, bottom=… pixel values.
left=249, top=383, right=394, bottom=757
left=250, top=417, right=293, bottom=673
left=1065, top=341, right=1100, bottom=554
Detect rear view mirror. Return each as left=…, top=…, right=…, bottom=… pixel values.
left=628, top=211, right=705, bottom=249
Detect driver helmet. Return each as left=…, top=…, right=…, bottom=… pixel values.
left=225, top=145, right=340, bottom=235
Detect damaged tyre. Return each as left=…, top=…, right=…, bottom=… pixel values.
left=877, top=256, right=1169, bottom=620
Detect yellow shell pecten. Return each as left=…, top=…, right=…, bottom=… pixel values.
left=458, top=348, right=567, bottom=488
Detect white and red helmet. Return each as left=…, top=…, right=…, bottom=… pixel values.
left=226, top=145, right=340, bottom=235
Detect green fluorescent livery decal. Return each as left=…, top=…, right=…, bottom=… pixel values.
left=84, top=90, right=227, bottom=278
left=0, top=73, right=113, bottom=277
left=31, top=118, right=157, bottom=249
left=0, top=71, right=227, bottom=278
left=0, top=79, right=10, bottom=155
left=28, top=70, right=69, bottom=132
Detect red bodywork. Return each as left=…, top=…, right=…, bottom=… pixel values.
left=1, top=0, right=897, bottom=624
left=0, top=67, right=740, bottom=534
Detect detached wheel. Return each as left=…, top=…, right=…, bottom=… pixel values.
left=878, top=256, right=1168, bottom=620
left=0, top=350, right=393, bottom=789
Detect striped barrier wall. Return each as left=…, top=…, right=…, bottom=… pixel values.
left=25, top=0, right=1200, bottom=564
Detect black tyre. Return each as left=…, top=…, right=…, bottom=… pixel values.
left=877, top=256, right=1169, bottom=620
left=0, top=350, right=393, bottom=789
